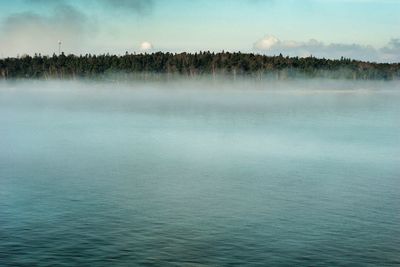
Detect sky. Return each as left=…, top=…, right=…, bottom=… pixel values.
left=0, top=0, right=399, bottom=62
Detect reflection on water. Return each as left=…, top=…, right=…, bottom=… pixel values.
left=0, top=80, right=399, bottom=266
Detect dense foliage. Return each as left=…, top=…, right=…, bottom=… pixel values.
left=1, top=52, right=399, bottom=80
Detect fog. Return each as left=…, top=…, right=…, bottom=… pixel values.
left=1, top=79, right=400, bottom=265
left=1, top=79, right=399, bottom=163
left=1, top=78, right=399, bottom=109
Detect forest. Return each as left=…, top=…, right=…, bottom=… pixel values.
left=0, top=51, right=399, bottom=80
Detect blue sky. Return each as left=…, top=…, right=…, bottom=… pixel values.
left=0, top=0, right=399, bottom=62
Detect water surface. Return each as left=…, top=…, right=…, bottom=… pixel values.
left=0, top=80, right=399, bottom=266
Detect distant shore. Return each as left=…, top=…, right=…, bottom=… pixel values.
left=1, top=52, right=399, bottom=80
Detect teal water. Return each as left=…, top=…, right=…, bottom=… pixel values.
left=0, top=81, right=399, bottom=266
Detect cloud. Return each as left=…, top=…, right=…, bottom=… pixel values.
left=0, top=0, right=157, bottom=57
left=254, top=35, right=280, bottom=50
left=99, top=0, right=155, bottom=14
left=0, top=4, right=95, bottom=56
left=253, top=35, right=400, bottom=62
left=140, top=41, right=154, bottom=52
left=25, top=0, right=155, bottom=14
left=381, top=39, right=400, bottom=54
left=26, top=0, right=65, bottom=4
left=380, top=39, right=400, bottom=62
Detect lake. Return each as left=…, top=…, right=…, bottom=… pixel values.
left=0, top=80, right=399, bottom=266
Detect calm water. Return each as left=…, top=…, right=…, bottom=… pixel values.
left=0, top=80, right=399, bottom=266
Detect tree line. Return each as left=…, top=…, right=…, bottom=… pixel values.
left=0, top=51, right=399, bottom=80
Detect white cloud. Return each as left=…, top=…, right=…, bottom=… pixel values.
left=254, top=35, right=280, bottom=50
left=140, top=41, right=153, bottom=52
left=253, top=35, right=400, bottom=62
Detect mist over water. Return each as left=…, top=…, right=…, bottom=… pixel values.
left=0, top=79, right=399, bottom=266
